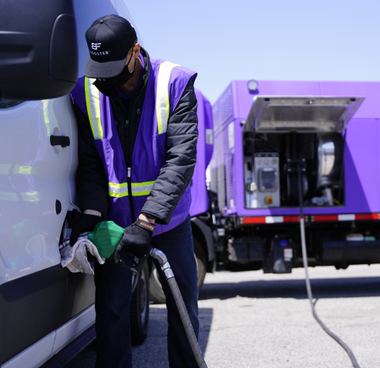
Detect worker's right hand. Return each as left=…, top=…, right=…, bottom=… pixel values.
left=113, top=219, right=155, bottom=263
left=70, top=213, right=102, bottom=246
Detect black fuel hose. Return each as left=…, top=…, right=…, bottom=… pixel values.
left=150, top=248, right=208, bottom=368
left=297, top=165, right=360, bottom=368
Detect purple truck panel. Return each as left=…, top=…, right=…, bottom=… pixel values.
left=189, top=89, right=213, bottom=217
left=211, top=80, right=380, bottom=217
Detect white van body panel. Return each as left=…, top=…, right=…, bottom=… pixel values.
left=0, top=0, right=139, bottom=287
left=0, top=96, right=77, bottom=285
left=2, top=332, right=55, bottom=368
left=0, top=1, right=142, bottom=366
left=51, top=305, right=95, bottom=358
left=1, top=306, right=95, bottom=368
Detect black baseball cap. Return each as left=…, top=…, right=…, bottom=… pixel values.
left=84, top=14, right=137, bottom=78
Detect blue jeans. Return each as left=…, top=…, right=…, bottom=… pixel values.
left=94, top=215, right=199, bottom=368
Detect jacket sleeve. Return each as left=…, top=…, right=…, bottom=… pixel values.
left=141, top=77, right=198, bottom=224
left=72, top=103, right=109, bottom=218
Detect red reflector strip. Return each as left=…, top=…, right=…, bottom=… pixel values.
left=242, top=216, right=301, bottom=224
left=356, top=213, right=380, bottom=220
left=242, top=213, right=380, bottom=225
left=312, top=215, right=338, bottom=222
left=242, top=217, right=266, bottom=224
left=313, top=213, right=379, bottom=222
left=283, top=216, right=301, bottom=222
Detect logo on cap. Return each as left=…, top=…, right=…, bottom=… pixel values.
left=91, top=43, right=102, bottom=50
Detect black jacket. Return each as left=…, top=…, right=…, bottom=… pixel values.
left=73, top=48, right=198, bottom=225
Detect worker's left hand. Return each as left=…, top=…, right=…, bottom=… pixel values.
left=113, top=218, right=155, bottom=263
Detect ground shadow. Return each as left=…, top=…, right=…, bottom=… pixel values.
left=199, top=276, right=380, bottom=301
left=66, top=306, right=213, bottom=368
left=132, top=306, right=212, bottom=368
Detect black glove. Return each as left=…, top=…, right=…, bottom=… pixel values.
left=113, top=219, right=155, bottom=263
left=70, top=213, right=102, bottom=246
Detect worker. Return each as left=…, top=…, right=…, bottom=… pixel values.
left=69, top=14, right=199, bottom=368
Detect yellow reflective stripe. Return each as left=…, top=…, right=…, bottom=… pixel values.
left=85, top=77, right=103, bottom=139
left=43, top=100, right=51, bottom=136
left=156, top=61, right=179, bottom=134
left=109, top=182, right=128, bottom=197
left=43, top=99, right=59, bottom=137
left=131, top=181, right=155, bottom=196
left=21, top=191, right=41, bottom=202
left=0, top=164, right=34, bottom=175
left=108, top=181, right=155, bottom=198
left=15, top=165, right=33, bottom=174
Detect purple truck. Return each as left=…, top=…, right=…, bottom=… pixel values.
left=186, top=80, right=380, bottom=280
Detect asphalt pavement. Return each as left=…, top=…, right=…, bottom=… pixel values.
left=66, top=264, right=380, bottom=368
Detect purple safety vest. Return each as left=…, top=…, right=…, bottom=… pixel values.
left=72, top=59, right=197, bottom=236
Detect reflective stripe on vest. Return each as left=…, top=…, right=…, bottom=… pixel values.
left=109, top=181, right=155, bottom=198
left=84, top=78, right=103, bottom=139
left=156, top=61, right=179, bottom=134
left=84, top=62, right=180, bottom=198
left=84, top=61, right=179, bottom=137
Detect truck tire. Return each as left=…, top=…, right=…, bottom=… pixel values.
left=149, top=237, right=207, bottom=304
left=130, top=261, right=150, bottom=345
left=194, top=237, right=207, bottom=288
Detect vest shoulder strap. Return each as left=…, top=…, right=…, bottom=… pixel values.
left=155, top=61, right=179, bottom=134
left=85, top=61, right=180, bottom=138
left=84, top=77, right=103, bottom=139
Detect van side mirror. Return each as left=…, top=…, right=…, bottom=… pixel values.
left=0, top=0, right=78, bottom=100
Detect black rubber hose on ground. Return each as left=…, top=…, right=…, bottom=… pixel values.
left=150, top=248, right=208, bottom=368
left=297, top=165, right=360, bottom=368
left=149, top=248, right=207, bottom=368
left=167, top=277, right=208, bottom=368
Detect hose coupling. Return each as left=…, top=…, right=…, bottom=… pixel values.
left=150, top=248, right=167, bottom=265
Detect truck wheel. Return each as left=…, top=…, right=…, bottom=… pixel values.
left=194, top=237, right=207, bottom=289
left=149, top=237, right=207, bottom=304
left=149, top=263, right=166, bottom=304
left=130, top=261, right=150, bottom=345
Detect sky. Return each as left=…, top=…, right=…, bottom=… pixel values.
left=124, top=0, right=380, bottom=105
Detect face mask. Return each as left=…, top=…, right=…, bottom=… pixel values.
left=106, top=56, right=136, bottom=86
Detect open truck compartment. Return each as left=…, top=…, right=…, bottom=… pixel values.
left=208, top=80, right=380, bottom=272
left=243, top=95, right=363, bottom=210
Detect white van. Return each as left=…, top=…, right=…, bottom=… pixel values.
left=0, top=1, right=149, bottom=367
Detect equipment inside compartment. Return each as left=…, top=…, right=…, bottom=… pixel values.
left=243, top=131, right=345, bottom=208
